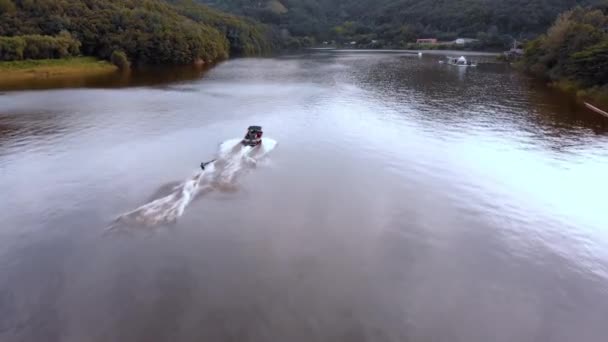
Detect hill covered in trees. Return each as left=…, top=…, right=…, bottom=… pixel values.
left=1, top=0, right=604, bottom=69
left=0, top=0, right=277, bottom=65
left=522, top=6, right=608, bottom=101
left=200, top=0, right=604, bottom=48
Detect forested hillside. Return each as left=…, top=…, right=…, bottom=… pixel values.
left=201, top=0, right=604, bottom=48
left=522, top=6, right=608, bottom=99
left=0, top=0, right=276, bottom=65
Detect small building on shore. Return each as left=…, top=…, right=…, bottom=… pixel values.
left=503, top=40, right=525, bottom=60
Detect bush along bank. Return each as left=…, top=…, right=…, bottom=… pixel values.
left=0, top=57, right=117, bottom=83
left=521, top=6, right=608, bottom=105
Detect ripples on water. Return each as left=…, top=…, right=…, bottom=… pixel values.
left=1, top=51, right=608, bottom=342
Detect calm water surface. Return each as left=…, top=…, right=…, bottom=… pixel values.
left=1, top=51, right=608, bottom=342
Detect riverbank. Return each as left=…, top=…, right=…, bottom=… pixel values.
left=550, top=80, right=608, bottom=109
left=0, top=57, right=118, bottom=84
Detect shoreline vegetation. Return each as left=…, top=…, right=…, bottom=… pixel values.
left=550, top=80, right=608, bottom=108
left=0, top=0, right=277, bottom=68
left=0, top=0, right=605, bottom=106
left=0, top=57, right=117, bottom=84
left=520, top=6, right=608, bottom=107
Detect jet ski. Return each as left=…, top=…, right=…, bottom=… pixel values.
left=200, top=159, right=215, bottom=170
left=199, top=126, right=263, bottom=170
left=241, top=126, right=263, bottom=147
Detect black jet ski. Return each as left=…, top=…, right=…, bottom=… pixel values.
left=200, top=126, right=263, bottom=170
left=200, top=159, right=215, bottom=170
left=242, top=126, right=263, bottom=147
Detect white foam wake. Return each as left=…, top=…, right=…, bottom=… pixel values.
left=109, top=138, right=277, bottom=229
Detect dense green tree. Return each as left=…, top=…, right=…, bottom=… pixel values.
left=0, top=36, right=25, bottom=60
left=0, top=0, right=16, bottom=14
left=522, top=6, right=608, bottom=91
left=569, top=41, right=608, bottom=87
left=0, top=0, right=275, bottom=65
left=110, top=50, right=130, bottom=70
left=168, top=0, right=276, bottom=55
left=0, top=32, right=80, bottom=60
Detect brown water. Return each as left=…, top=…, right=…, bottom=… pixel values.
left=1, top=51, right=608, bottom=342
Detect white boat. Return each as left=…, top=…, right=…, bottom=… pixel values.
left=442, top=56, right=477, bottom=67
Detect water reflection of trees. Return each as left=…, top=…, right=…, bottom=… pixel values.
left=0, top=64, right=212, bottom=92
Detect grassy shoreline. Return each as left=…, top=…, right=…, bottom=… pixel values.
left=550, top=80, right=608, bottom=108
left=0, top=57, right=118, bottom=82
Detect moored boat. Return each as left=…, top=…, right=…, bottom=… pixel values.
left=442, top=56, right=477, bottom=67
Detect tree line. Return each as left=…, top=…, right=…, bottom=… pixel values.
left=200, top=0, right=605, bottom=49
left=0, top=32, right=80, bottom=61
left=0, top=0, right=277, bottom=66
left=521, top=6, right=608, bottom=96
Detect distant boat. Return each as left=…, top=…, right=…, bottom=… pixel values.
left=585, top=102, right=608, bottom=118
left=442, top=56, right=477, bottom=67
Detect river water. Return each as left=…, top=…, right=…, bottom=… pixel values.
left=1, top=51, right=608, bottom=342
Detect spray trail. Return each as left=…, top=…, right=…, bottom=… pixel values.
left=110, top=138, right=277, bottom=229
